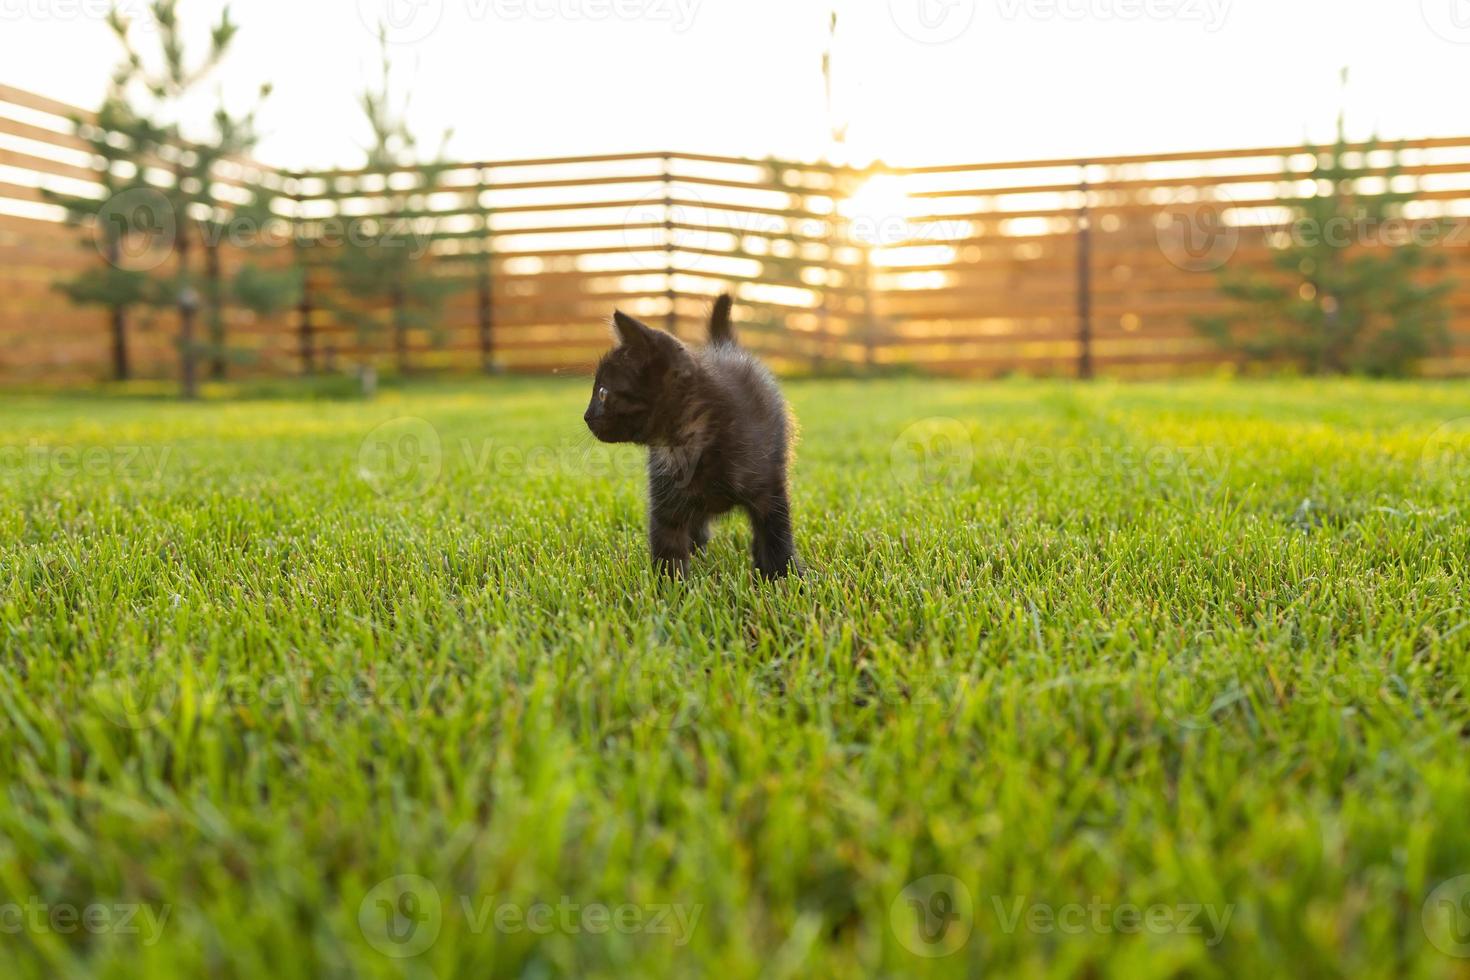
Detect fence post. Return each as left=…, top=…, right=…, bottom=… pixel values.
left=1077, top=161, right=1094, bottom=381
left=861, top=245, right=877, bottom=371
left=662, top=152, right=677, bottom=337
left=815, top=212, right=831, bottom=374
left=477, top=167, right=497, bottom=374
left=292, top=181, right=315, bottom=375
left=813, top=163, right=836, bottom=374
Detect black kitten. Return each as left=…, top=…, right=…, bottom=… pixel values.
left=584, top=294, right=798, bottom=580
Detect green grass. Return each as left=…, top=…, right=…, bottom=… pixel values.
left=3, top=376, right=1470, bottom=979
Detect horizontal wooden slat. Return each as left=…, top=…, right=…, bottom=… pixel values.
left=0, top=83, right=92, bottom=123
left=0, top=146, right=98, bottom=184
left=887, top=135, right=1470, bottom=177
left=296, top=151, right=669, bottom=181
left=0, top=114, right=88, bottom=153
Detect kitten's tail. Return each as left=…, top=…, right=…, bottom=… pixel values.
left=708, top=293, right=737, bottom=347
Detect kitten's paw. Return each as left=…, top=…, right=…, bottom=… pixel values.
left=755, top=554, right=802, bottom=582
left=654, top=556, right=691, bottom=580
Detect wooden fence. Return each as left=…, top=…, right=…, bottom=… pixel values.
left=0, top=83, right=287, bottom=381
left=5, top=81, right=1470, bottom=382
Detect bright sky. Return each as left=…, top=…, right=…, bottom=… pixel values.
left=4, top=0, right=1469, bottom=170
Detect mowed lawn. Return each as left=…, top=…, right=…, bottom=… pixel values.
left=3, top=376, right=1470, bottom=979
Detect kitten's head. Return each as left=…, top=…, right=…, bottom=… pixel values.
left=584, top=310, right=693, bottom=445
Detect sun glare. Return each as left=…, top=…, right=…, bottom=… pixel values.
left=838, top=175, right=922, bottom=247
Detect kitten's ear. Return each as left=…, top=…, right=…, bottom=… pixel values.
left=612, top=310, right=656, bottom=349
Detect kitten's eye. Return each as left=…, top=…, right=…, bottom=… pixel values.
left=597, top=387, right=609, bottom=403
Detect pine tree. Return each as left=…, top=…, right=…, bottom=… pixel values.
left=192, top=98, right=261, bottom=379
left=80, top=1, right=277, bottom=397
left=227, top=182, right=304, bottom=344
left=188, top=102, right=302, bottom=379
left=44, top=51, right=170, bottom=382
left=324, top=31, right=461, bottom=378
left=1196, top=77, right=1453, bottom=376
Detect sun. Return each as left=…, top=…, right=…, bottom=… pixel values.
left=838, top=175, right=922, bottom=247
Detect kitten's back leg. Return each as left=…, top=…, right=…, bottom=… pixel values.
left=748, top=494, right=797, bottom=580
left=691, top=514, right=712, bottom=554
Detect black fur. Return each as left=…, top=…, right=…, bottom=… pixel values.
left=584, top=294, right=798, bottom=580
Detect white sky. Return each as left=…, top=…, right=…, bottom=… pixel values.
left=3, top=0, right=1469, bottom=170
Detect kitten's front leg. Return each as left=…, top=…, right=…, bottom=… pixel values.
left=649, top=514, right=693, bottom=579
left=648, top=464, right=696, bottom=578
